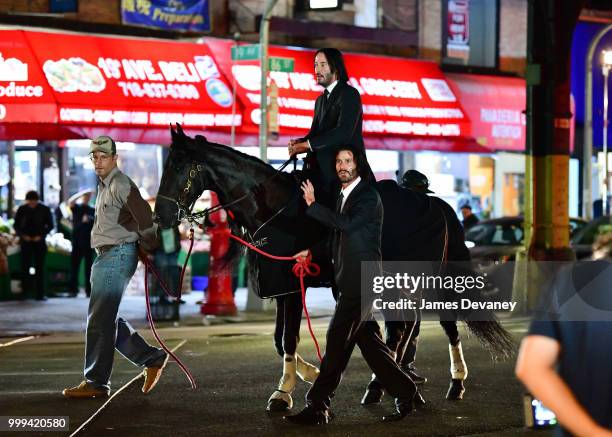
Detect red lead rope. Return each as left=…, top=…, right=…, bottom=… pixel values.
left=140, top=226, right=323, bottom=392
left=223, top=232, right=323, bottom=362
left=140, top=228, right=197, bottom=390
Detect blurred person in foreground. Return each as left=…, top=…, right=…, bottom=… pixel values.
left=515, top=231, right=612, bottom=436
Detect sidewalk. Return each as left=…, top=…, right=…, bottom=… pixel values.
left=0, top=287, right=337, bottom=336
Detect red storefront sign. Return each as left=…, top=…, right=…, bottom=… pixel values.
left=0, top=30, right=58, bottom=124
left=447, top=73, right=526, bottom=151
left=205, top=38, right=474, bottom=149
left=0, top=29, right=239, bottom=136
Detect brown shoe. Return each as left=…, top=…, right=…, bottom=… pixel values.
left=142, top=355, right=169, bottom=394
left=63, top=381, right=109, bottom=399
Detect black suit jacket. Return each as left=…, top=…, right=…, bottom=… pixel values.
left=301, top=81, right=367, bottom=188
left=306, top=180, right=382, bottom=297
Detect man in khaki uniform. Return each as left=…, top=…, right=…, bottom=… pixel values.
left=63, top=136, right=167, bottom=398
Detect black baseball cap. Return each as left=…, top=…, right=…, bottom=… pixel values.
left=400, top=170, right=433, bottom=193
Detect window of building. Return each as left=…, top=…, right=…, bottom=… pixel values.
left=442, top=0, right=499, bottom=68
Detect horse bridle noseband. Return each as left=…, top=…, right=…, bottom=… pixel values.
left=157, top=156, right=298, bottom=229
left=157, top=162, right=205, bottom=224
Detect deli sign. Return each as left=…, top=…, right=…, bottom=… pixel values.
left=205, top=38, right=469, bottom=138
left=0, top=30, right=239, bottom=128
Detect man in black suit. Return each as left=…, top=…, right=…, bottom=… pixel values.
left=288, top=48, right=372, bottom=207
left=285, top=147, right=424, bottom=425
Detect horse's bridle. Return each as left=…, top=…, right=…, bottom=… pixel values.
left=157, top=156, right=298, bottom=229
left=157, top=162, right=204, bottom=223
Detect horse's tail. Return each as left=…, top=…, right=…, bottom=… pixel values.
left=464, top=318, right=516, bottom=360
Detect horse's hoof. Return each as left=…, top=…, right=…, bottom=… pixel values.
left=267, top=389, right=293, bottom=411
left=361, top=387, right=384, bottom=405
left=267, top=398, right=290, bottom=412
left=446, top=379, right=465, bottom=401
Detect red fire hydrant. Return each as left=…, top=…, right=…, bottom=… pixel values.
left=201, top=192, right=237, bottom=316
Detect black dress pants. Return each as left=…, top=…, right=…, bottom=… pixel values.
left=20, top=242, right=47, bottom=300
left=71, top=244, right=94, bottom=297
left=306, top=294, right=417, bottom=410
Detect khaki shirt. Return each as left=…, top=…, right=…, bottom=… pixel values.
left=91, top=167, right=157, bottom=251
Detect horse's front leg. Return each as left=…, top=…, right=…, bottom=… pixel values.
left=268, top=292, right=319, bottom=411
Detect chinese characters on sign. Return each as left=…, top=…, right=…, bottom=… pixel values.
left=446, top=0, right=470, bottom=61
left=121, top=0, right=211, bottom=33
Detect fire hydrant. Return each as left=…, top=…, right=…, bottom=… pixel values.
left=202, top=192, right=237, bottom=316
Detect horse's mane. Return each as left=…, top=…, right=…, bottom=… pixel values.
left=191, top=136, right=281, bottom=180
left=178, top=135, right=294, bottom=269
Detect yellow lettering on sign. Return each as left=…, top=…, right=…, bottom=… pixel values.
left=136, top=0, right=151, bottom=15
left=123, top=0, right=135, bottom=12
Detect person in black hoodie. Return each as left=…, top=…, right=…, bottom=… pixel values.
left=69, top=191, right=95, bottom=297
left=14, top=190, right=53, bottom=300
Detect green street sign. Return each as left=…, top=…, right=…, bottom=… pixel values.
left=231, top=44, right=260, bottom=61
left=269, top=57, right=294, bottom=72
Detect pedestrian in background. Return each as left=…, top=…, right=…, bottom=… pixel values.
left=69, top=191, right=95, bottom=297
left=460, top=203, right=479, bottom=230
left=14, top=190, right=53, bottom=301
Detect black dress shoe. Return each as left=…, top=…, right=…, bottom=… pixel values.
left=284, top=406, right=331, bottom=425
left=382, top=392, right=426, bottom=422
left=361, top=386, right=384, bottom=405
left=406, top=368, right=427, bottom=385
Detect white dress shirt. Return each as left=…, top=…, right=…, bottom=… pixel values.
left=306, top=80, right=339, bottom=151
left=339, top=176, right=361, bottom=212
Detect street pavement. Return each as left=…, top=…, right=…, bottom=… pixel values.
left=0, top=289, right=547, bottom=437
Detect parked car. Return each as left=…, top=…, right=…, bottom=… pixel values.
left=465, top=216, right=587, bottom=263
left=571, top=215, right=611, bottom=259
left=464, top=216, right=588, bottom=301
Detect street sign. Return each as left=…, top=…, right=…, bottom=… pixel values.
left=268, top=57, right=294, bottom=72
left=231, top=44, right=260, bottom=61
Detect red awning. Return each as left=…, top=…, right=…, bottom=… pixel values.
left=446, top=73, right=526, bottom=152
left=204, top=38, right=482, bottom=153
left=0, top=29, right=240, bottom=141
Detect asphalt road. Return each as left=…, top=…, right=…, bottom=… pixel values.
left=0, top=318, right=548, bottom=437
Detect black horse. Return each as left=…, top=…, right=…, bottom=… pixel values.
left=154, top=125, right=514, bottom=411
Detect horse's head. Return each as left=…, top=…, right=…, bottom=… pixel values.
left=154, top=124, right=209, bottom=228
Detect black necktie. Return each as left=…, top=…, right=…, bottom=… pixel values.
left=324, top=89, right=330, bottom=99
left=336, top=192, right=344, bottom=214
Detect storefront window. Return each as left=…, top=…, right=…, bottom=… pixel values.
left=0, top=142, right=10, bottom=218
left=66, top=140, right=163, bottom=202
left=66, top=141, right=98, bottom=198
left=116, top=144, right=163, bottom=201
left=14, top=149, right=39, bottom=202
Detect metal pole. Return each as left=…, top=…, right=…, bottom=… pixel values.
left=230, top=34, right=240, bottom=148
left=247, top=0, right=279, bottom=313
left=603, top=65, right=609, bottom=216
left=259, top=0, right=279, bottom=163
left=583, top=24, right=612, bottom=220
